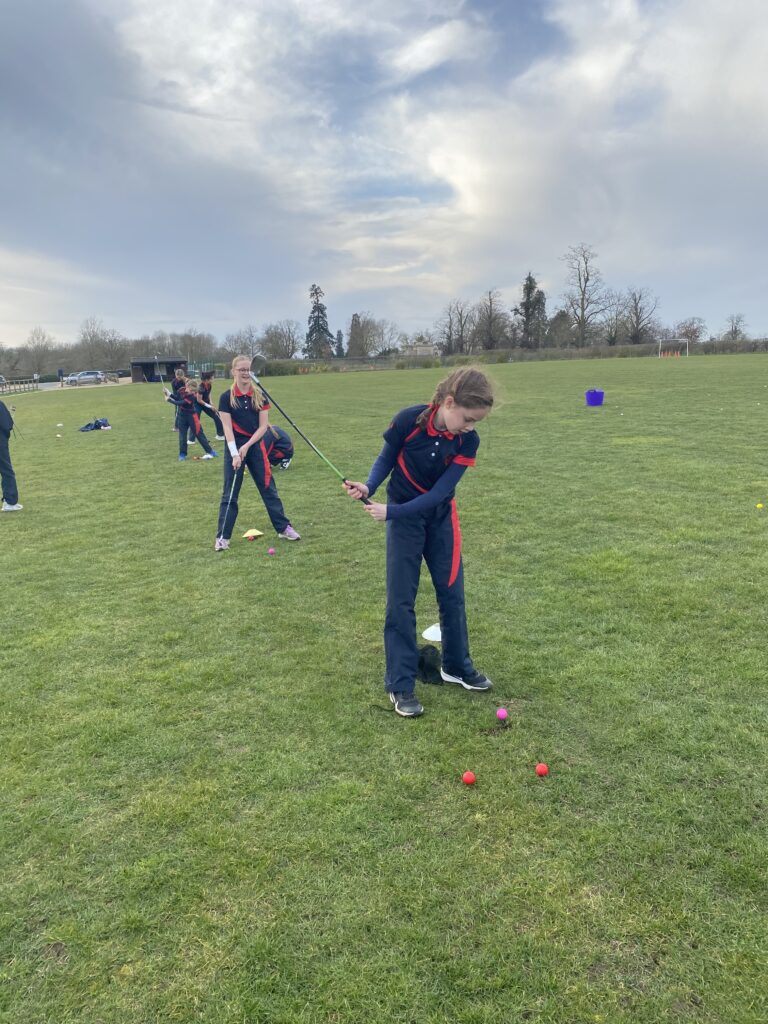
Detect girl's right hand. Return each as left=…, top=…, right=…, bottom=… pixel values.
left=232, top=453, right=243, bottom=470
left=343, top=480, right=369, bottom=500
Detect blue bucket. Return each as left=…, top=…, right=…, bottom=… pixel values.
left=585, top=389, right=604, bottom=407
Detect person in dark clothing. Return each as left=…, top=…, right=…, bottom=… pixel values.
left=214, top=354, right=300, bottom=550
left=198, top=371, right=224, bottom=440
left=344, top=368, right=494, bottom=718
left=163, top=379, right=219, bottom=461
left=0, top=400, right=21, bottom=511
left=171, top=367, right=195, bottom=443
left=265, top=424, right=294, bottom=468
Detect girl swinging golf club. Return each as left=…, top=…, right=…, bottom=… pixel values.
left=163, top=379, right=219, bottom=462
left=214, top=355, right=300, bottom=551
left=344, top=367, right=494, bottom=718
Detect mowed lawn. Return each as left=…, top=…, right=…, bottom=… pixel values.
left=1, top=356, right=766, bottom=1024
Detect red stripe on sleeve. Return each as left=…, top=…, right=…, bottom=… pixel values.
left=453, top=456, right=476, bottom=467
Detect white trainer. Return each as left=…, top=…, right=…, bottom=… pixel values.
left=1, top=502, right=23, bottom=512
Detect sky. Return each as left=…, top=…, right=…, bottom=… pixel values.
left=1, top=0, right=767, bottom=347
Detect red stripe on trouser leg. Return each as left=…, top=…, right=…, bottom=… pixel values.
left=448, top=498, right=462, bottom=587
left=193, top=413, right=201, bottom=434
left=260, top=441, right=271, bottom=487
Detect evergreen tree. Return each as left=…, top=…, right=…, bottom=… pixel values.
left=512, top=272, right=547, bottom=349
left=334, top=329, right=345, bottom=358
left=303, top=283, right=334, bottom=358
left=347, top=313, right=364, bottom=356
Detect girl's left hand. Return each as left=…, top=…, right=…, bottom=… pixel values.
left=365, top=502, right=388, bottom=522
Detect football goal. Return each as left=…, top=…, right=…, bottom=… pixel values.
left=658, top=338, right=689, bottom=358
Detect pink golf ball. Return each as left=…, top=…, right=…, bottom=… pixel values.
left=496, top=707, right=508, bottom=721
left=267, top=547, right=276, bottom=555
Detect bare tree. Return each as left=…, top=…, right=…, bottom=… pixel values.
left=260, top=320, right=301, bottom=360
left=169, top=328, right=217, bottom=364
left=347, top=312, right=381, bottom=357
left=625, top=287, right=660, bottom=345
left=78, top=317, right=127, bottom=368
left=601, top=290, right=629, bottom=346
left=674, top=317, right=707, bottom=347
left=561, top=244, right=608, bottom=347
left=723, top=313, right=747, bottom=341
left=371, top=319, right=402, bottom=356
left=225, top=324, right=261, bottom=358
left=435, top=299, right=477, bottom=355
left=472, top=289, right=510, bottom=351
left=24, top=326, right=56, bottom=375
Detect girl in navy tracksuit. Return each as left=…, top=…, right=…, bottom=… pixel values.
left=265, top=425, right=294, bottom=468
left=198, top=372, right=224, bottom=439
left=171, top=368, right=194, bottom=443
left=344, top=368, right=494, bottom=717
left=214, top=355, right=300, bottom=551
left=164, top=379, right=218, bottom=461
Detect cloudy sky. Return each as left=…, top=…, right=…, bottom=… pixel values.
left=1, top=0, right=766, bottom=346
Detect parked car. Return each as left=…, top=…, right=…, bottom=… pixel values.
left=64, top=370, right=107, bottom=386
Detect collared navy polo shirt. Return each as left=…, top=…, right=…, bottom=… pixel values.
left=384, top=404, right=479, bottom=504
left=218, top=386, right=271, bottom=439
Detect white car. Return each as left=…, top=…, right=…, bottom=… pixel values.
left=65, top=370, right=106, bottom=386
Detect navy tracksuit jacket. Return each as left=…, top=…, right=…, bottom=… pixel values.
left=172, top=377, right=195, bottom=441
left=265, top=425, right=294, bottom=465
left=166, top=391, right=214, bottom=456
left=366, top=404, right=480, bottom=695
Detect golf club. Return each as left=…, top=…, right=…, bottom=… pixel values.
left=10, top=405, right=23, bottom=441
left=248, top=355, right=371, bottom=504
left=217, top=466, right=244, bottom=542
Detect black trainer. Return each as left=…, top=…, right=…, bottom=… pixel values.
left=440, top=668, right=493, bottom=691
left=389, top=691, right=424, bottom=717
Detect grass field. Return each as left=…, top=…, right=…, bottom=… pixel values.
left=1, top=355, right=766, bottom=1023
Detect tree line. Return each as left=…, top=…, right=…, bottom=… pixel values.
left=0, top=244, right=757, bottom=377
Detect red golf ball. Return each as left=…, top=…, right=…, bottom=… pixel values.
left=535, top=763, right=549, bottom=777
left=462, top=771, right=476, bottom=786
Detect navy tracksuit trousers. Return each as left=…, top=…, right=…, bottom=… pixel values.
left=217, top=444, right=290, bottom=538
left=384, top=498, right=474, bottom=694
left=0, top=432, right=18, bottom=505
left=199, top=403, right=223, bottom=436
left=177, top=410, right=213, bottom=456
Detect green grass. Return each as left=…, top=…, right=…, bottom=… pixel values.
left=1, top=356, right=767, bottom=1023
